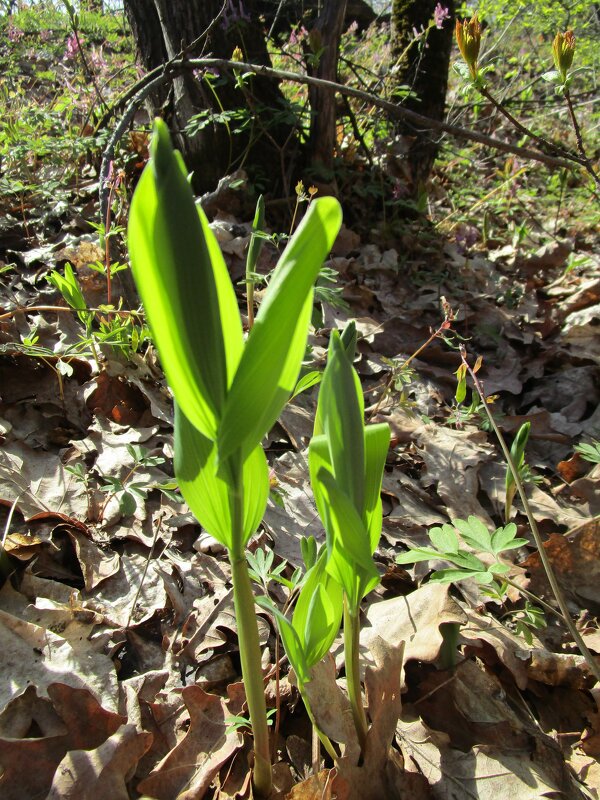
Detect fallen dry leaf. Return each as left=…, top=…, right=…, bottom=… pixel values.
left=0, top=608, right=118, bottom=714
left=0, top=684, right=124, bottom=800
left=47, top=723, right=153, bottom=800
left=361, top=583, right=467, bottom=679
left=136, top=684, right=243, bottom=800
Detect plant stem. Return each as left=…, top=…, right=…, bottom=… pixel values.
left=343, top=597, right=368, bottom=753
left=478, top=85, right=585, bottom=167
left=297, top=683, right=339, bottom=763
left=461, top=347, right=600, bottom=684
left=228, top=468, right=272, bottom=798
left=563, top=88, right=600, bottom=189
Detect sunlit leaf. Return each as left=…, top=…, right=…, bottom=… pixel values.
left=175, top=403, right=269, bottom=548
left=128, top=118, right=243, bottom=440
left=218, top=197, right=342, bottom=464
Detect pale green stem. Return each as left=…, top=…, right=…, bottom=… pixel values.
left=228, top=466, right=272, bottom=797
left=343, top=597, right=368, bottom=753
left=462, top=348, right=600, bottom=684
left=297, top=682, right=339, bottom=763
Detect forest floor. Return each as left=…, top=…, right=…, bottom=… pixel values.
left=1, top=7, right=600, bottom=800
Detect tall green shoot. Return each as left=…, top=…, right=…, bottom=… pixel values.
left=309, top=324, right=390, bottom=753
left=127, top=119, right=342, bottom=797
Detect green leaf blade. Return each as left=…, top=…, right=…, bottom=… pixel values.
left=218, top=197, right=342, bottom=463
left=128, top=119, right=243, bottom=440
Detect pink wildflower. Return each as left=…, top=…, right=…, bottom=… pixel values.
left=7, top=21, right=24, bottom=42
left=64, top=32, right=82, bottom=61
left=434, top=4, right=451, bottom=29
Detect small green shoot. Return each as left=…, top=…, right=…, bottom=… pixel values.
left=505, top=422, right=531, bottom=523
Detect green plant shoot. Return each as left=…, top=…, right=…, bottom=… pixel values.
left=127, top=118, right=342, bottom=797
left=397, top=516, right=528, bottom=585
left=309, top=324, right=390, bottom=752
left=505, top=421, right=531, bottom=523
left=256, top=549, right=342, bottom=760
left=245, top=193, right=265, bottom=328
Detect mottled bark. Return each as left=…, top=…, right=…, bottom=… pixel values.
left=391, top=0, right=455, bottom=190
left=123, top=0, right=295, bottom=193
left=307, top=0, right=348, bottom=181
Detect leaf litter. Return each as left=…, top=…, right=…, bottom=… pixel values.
left=1, top=137, right=600, bottom=800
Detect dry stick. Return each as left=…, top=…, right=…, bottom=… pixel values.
left=460, top=346, right=600, bottom=684
left=479, top=84, right=600, bottom=191
left=0, top=305, right=144, bottom=323
left=563, top=87, right=600, bottom=188
left=99, top=57, right=581, bottom=220
left=367, top=316, right=453, bottom=420
left=478, top=85, right=584, bottom=166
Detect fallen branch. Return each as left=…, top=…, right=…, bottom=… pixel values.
left=100, top=57, right=581, bottom=220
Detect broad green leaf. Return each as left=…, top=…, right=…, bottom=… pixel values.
left=128, top=119, right=243, bottom=440
left=455, top=375, right=467, bottom=404
left=290, top=370, right=322, bottom=401
left=429, top=524, right=459, bottom=554
left=443, top=550, right=488, bottom=571
left=396, top=547, right=446, bottom=564
left=396, top=547, right=486, bottom=573
left=301, top=536, right=318, bottom=571
left=308, top=434, right=334, bottom=557
left=303, top=582, right=342, bottom=667
left=218, top=197, right=342, bottom=463
left=316, top=467, right=379, bottom=603
left=430, top=568, right=494, bottom=585
left=363, top=423, right=390, bottom=552
left=506, top=422, right=530, bottom=492
left=340, top=320, right=357, bottom=361
left=255, top=596, right=310, bottom=685
left=175, top=404, right=269, bottom=548
left=454, top=516, right=492, bottom=552
left=489, top=562, right=510, bottom=574
left=318, top=331, right=365, bottom=515
left=490, top=523, right=518, bottom=554
left=293, top=553, right=342, bottom=668
left=246, top=194, right=265, bottom=276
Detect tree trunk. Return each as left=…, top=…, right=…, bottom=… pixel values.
left=307, top=0, right=348, bottom=183
left=391, top=0, right=455, bottom=191
left=123, top=0, right=297, bottom=194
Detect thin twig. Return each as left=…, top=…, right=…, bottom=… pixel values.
left=563, top=87, right=600, bottom=188
left=460, top=346, right=600, bottom=684
left=98, top=55, right=581, bottom=221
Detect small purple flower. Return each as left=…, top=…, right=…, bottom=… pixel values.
left=64, top=32, right=81, bottom=61
left=455, top=223, right=479, bottom=254
left=221, top=0, right=250, bottom=31
left=346, top=20, right=358, bottom=35
left=39, top=29, right=51, bottom=43
left=7, top=22, right=24, bottom=42
left=434, top=3, right=450, bottom=30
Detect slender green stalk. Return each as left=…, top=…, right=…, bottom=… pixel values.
left=343, top=598, right=368, bottom=753
left=461, top=347, right=600, bottom=684
left=229, top=467, right=272, bottom=798
left=297, top=683, right=339, bottom=762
